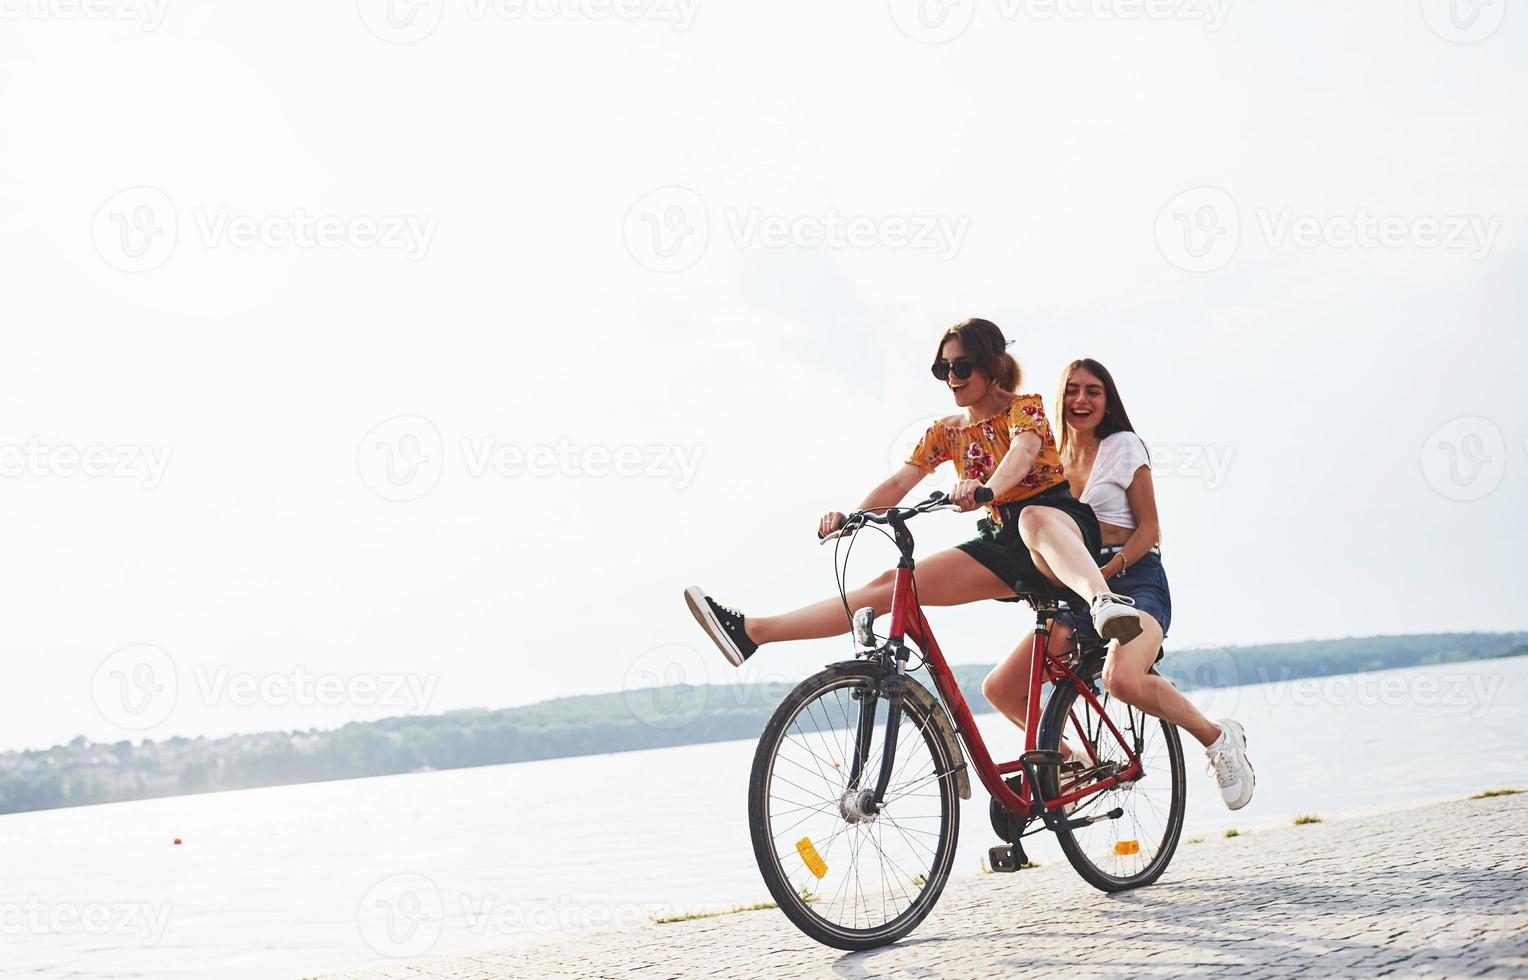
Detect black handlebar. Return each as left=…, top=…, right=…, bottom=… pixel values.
left=819, top=487, right=995, bottom=540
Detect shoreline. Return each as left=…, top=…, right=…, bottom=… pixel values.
left=316, top=789, right=1528, bottom=979
left=7, top=646, right=1524, bottom=820
left=643, top=786, right=1524, bottom=921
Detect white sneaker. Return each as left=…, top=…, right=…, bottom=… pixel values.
left=1089, top=591, right=1142, bottom=645
left=1206, top=719, right=1255, bottom=810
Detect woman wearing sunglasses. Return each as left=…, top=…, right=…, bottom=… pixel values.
left=684, top=318, right=1141, bottom=667
left=981, top=358, right=1255, bottom=810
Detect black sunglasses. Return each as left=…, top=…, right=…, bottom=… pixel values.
left=931, top=359, right=976, bottom=382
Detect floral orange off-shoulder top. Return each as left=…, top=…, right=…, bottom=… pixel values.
left=904, top=393, right=1066, bottom=521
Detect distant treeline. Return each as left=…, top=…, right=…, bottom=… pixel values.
left=2, top=632, right=1522, bottom=816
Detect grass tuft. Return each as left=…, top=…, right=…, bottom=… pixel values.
left=1293, top=814, right=1322, bottom=825
left=652, top=901, right=777, bottom=924
left=1470, top=788, right=1522, bottom=800
left=1186, top=836, right=1204, bottom=845
left=1224, top=828, right=1240, bottom=838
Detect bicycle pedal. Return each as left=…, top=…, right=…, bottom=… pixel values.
left=1060, top=806, right=1125, bottom=831
left=1020, top=750, right=1064, bottom=767
left=987, top=843, right=1028, bottom=873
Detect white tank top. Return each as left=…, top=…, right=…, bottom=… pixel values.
left=1079, top=432, right=1151, bottom=530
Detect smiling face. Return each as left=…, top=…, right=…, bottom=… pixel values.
left=1062, top=365, right=1108, bottom=435
left=937, top=337, right=991, bottom=408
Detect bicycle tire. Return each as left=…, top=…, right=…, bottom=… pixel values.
left=1037, top=659, right=1186, bottom=892
left=747, top=662, right=961, bottom=950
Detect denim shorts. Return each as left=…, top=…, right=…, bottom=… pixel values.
left=1063, top=548, right=1172, bottom=639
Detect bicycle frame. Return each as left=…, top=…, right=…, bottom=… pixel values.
left=875, top=559, right=1145, bottom=822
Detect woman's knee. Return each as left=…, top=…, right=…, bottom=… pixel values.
left=1101, top=661, right=1146, bottom=703
left=980, top=670, right=1003, bottom=708
left=860, top=569, right=897, bottom=606
left=982, top=668, right=1025, bottom=714
left=1016, top=507, right=1049, bottom=542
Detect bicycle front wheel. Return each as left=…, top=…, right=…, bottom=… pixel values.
left=1037, top=659, right=1186, bottom=892
left=748, top=663, right=961, bottom=950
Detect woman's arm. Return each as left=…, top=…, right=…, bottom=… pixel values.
left=1102, top=465, right=1161, bottom=578
left=819, top=464, right=926, bottom=537
left=955, top=431, right=1039, bottom=508
left=856, top=463, right=925, bottom=512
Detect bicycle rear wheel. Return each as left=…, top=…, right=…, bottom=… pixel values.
left=748, top=663, right=960, bottom=950
left=1037, top=659, right=1185, bottom=892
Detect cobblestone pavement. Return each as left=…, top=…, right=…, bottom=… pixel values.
left=321, top=793, right=1528, bottom=979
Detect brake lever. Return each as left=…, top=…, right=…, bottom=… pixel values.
left=818, top=514, right=867, bottom=545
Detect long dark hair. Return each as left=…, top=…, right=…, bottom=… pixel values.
left=1055, top=358, right=1138, bottom=456
left=932, top=318, right=1021, bottom=391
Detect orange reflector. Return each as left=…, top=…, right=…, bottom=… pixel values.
left=796, top=837, right=828, bottom=879
left=1114, top=840, right=1140, bottom=855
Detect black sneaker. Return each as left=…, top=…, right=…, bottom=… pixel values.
left=684, top=586, right=758, bottom=667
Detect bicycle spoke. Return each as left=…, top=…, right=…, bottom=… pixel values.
left=1045, top=670, right=1185, bottom=888
left=758, top=673, right=954, bottom=938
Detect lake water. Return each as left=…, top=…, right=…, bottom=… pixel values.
left=4, top=656, right=1525, bottom=979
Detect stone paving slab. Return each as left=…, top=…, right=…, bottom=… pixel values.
left=321, top=793, right=1528, bottom=979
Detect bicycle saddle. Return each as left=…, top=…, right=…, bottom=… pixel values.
left=998, top=574, right=1083, bottom=609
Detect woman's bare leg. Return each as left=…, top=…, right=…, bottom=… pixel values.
left=1100, top=613, right=1222, bottom=747
left=983, top=624, right=1079, bottom=760
left=746, top=548, right=1011, bottom=646
left=982, top=635, right=1038, bottom=730
left=1015, top=507, right=1110, bottom=600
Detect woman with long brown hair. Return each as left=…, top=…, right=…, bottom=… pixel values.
left=684, top=319, right=1142, bottom=668
left=982, top=358, right=1256, bottom=810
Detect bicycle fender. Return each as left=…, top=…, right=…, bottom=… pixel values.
left=826, top=661, right=971, bottom=801
left=902, top=676, right=972, bottom=800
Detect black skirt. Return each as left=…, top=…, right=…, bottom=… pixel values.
left=954, top=482, right=1103, bottom=597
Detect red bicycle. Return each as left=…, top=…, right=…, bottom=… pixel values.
left=747, top=490, right=1186, bottom=949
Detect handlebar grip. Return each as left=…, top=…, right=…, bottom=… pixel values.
left=817, top=514, right=847, bottom=540
left=973, top=487, right=995, bottom=504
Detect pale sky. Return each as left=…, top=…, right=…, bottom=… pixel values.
left=1, top=0, right=1524, bottom=752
